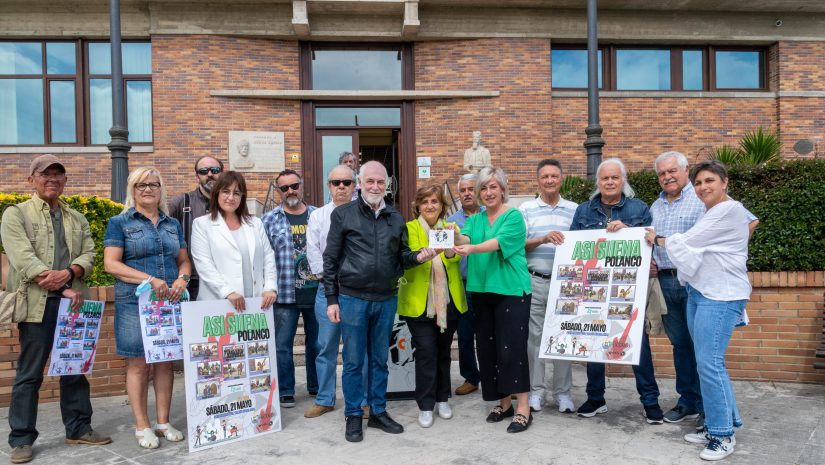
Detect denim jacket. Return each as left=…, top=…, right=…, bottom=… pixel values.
left=103, top=208, right=186, bottom=303
left=569, top=194, right=652, bottom=231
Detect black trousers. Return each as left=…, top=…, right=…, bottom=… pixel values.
left=405, top=305, right=459, bottom=411
left=471, top=292, right=531, bottom=402
left=8, top=297, right=93, bottom=447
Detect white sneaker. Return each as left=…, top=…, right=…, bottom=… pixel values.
left=528, top=394, right=545, bottom=412
left=436, top=402, right=453, bottom=419
left=418, top=410, right=434, bottom=428
left=699, top=436, right=735, bottom=461
left=685, top=428, right=736, bottom=447
left=556, top=394, right=575, bottom=414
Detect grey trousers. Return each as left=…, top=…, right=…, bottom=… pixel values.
left=527, top=274, right=573, bottom=399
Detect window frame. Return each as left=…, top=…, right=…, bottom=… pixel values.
left=551, top=44, right=767, bottom=92
left=0, top=38, right=152, bottom=147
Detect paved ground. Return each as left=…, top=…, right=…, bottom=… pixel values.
left=1, top=363, right=823, bottom=465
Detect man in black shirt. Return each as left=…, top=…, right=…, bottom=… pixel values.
left=168, top=156, right=223, bottom=300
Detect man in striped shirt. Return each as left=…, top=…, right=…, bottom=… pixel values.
left=519, top=159, right=578, bottom=414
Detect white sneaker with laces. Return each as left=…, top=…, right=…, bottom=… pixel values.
left=699, top=436, right=735, bottom=461
left=418, top=410, right=434, bottom=428
left=556, top=394, right=575, bottom=413
left=436, top=402, right=453, bottom=419
left=528, top=394, right=545, bottom=412
left=685, top=428, right=736, bottom=447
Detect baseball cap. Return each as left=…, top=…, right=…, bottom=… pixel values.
left=30, top=154, right=66, bottom=176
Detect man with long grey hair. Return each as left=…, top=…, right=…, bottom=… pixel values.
left=568, top=157, right=663, bottom=424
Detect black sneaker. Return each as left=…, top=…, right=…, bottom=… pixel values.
left=345, top=416, right=363, bottom=442
left=643, top=404, right=664, bottom=425
left=663, top=405, right=700, bottom=423
left=485, top=405, right=514, bottom=423
left=279, top=395, right=296, bottom=408
left=576, top=398, right=607, bottom=418
left=367, top=412, right=404, bottom=434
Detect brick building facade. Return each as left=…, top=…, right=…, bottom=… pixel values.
left=0, top=1, right=824, bottom=404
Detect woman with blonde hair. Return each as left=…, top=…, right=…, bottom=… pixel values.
left=104, top=166, right=191, bottom=449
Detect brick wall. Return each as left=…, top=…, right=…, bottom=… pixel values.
left=0, top=271, right=822, bottom=407
left=1, top=38, right=823, bottom=199
left=414, top=38, right=554, bottom=196
left=608, top=271, right=825, bottom=384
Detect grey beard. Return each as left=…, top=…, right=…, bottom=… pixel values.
left=363, top=192, right=384, bottom=207
left=200, top=180, right=215, bottom=193
left=285, top=196, right=301, bottom=208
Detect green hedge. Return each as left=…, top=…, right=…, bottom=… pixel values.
left=0, top=193, right=122, bottom=286
left=560, top=160, right=825, bottom=272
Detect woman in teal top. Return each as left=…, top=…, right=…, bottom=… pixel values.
left=455, top=166, right=533, bottom=433
left=398, top=185, right=468, bottom=429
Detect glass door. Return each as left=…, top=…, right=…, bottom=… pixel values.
left=315, top=130, right=359, bottom=203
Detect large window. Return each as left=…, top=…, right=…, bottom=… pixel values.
left=0, top=40, right=152, bottom=146
left=551, top=45, right=766, bottom=91
left=307, top=44, right=405, bottom=91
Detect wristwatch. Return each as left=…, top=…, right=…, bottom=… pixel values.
left=178, top=274, right=191, bottom=283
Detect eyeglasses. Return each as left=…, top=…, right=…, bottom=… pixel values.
left=35, top=172, right=66, bottom=181
left=197, top=167, right=222, bottom=175
left=220, top=189, right=243, bottom=198
left=135, top=182, right=162, bottom=191
left=278, top=182, right=301, bottom=193
left=329, top=179, right=354, bottom=187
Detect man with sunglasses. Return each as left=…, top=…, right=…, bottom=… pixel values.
left=168, top=156, right=224, bottom=300
left=304, top=165, right=360, bottom=419
left=262, top=169, right=319, bottom=409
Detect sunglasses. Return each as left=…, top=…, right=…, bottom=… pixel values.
left=197, top=167, right=222, bottom=175
left=278, top=182, right=302, bottom=193
left=329, top=179, right=354, bottom=187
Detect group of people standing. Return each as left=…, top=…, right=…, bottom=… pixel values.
left=1, top=149, right=755, bottom=463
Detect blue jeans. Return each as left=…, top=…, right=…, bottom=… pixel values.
left=274, top=303, right=319, bottom=396
left=313, top=287, right=368, bottom=408
left=339, top=294, right=397, bottom=418
left=586, top=331, right=660, bottom=407
left=659, top=273, right=702, bottom=413
left=457, top=284, right=480, bottom=385
left=686, top=285, right=745, bottom=437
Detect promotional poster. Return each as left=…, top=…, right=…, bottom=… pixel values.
left=48, top=299, right=104, bottom=376
left=139, top=290, right=186, bottom=363
left=181, top=298, right=281, bottom=452
left=539, top=227, right=652, bottom=365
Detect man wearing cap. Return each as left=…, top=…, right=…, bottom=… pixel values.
left=1, top=155, right=111, bottom=464
left=168, top=156, right=224, bottom=300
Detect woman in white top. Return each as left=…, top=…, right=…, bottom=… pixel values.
left=191, top=171, right=278, bottom=311
left=645, top=160, right=750, bottom=462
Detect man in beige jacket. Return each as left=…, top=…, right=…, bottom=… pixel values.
left=1, top=155, right=110, bottom=464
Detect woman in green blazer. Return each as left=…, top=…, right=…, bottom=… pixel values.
left=398, top=185, right=469, bottom=429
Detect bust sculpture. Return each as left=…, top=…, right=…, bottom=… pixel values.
left=463, top=131, right=491, bottom=172
left=232, top=139, right=255, bottom=170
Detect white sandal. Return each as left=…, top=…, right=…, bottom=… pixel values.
left=154, top=423, right=184, bottom=442
left=135, top=427, right=159, bottom=449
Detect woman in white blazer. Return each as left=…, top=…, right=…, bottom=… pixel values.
left=190, top=171, right=278, bottom=311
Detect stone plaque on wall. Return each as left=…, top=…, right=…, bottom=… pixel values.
left=228, top=131, right=285, bottom=173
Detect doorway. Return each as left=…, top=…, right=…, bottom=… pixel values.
left=311, top=105, right=409, bottom=213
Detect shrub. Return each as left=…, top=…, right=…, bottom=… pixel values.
left=560, top=159, right=825, bottom=272
left=0, top=193, right=122, bottom=286
left=708, top=127, right=782, bottom=167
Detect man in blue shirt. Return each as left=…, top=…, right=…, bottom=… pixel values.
left=446, top=173, right=483, bottom=395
